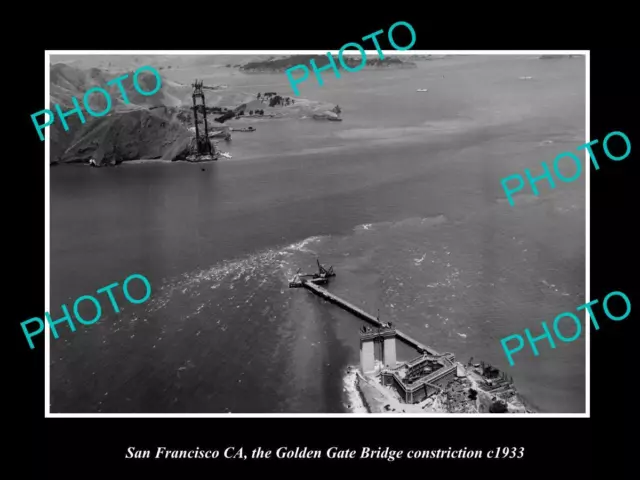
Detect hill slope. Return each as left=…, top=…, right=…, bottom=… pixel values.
left=50, top=63, right=189, bottom=111
left=49, top=63, right=192, bottom=162
left=57, top=109, right=192, bottom=164
left=50, top=54, right=269, bottom=72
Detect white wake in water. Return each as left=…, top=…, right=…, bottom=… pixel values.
left=144, top=234, right=329, bottom=316
left=343, top=368, right=367, bottom=413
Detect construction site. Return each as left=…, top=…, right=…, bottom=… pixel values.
left=290, top=261, right=532, bottom=414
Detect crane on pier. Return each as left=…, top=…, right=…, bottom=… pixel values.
left=289, top=259, right=336, bottom=287
left=296, top=259, right=335, bottom=280
left=316, top=259, right=335, bottom=278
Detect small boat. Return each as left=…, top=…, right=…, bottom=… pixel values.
left=219, top=152, right=232, bottom=159
left=327, top=117, right=342, bottom=122
left=416, top=88, right=428, bottom=92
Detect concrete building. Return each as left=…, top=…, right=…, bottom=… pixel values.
left=381, top=352, right=457, bottom=404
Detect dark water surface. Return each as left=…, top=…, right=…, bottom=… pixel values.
left=50, top=55, right=586, bottom=413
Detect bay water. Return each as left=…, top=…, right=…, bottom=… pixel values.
left=50, top=55, right=586, bottom=413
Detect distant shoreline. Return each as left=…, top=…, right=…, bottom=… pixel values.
left=241, top=64, right=417, bottom=74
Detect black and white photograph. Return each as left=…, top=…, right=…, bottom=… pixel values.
left=46, top=52, right=587, bottom=415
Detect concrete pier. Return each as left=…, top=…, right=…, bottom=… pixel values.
left=300, top=279, right=439, bottom=356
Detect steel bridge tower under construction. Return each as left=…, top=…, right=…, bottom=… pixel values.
left=191, top=79, right=211, bottom=155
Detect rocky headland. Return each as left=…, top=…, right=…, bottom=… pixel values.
left=49, top=62, right=339, bottom=166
